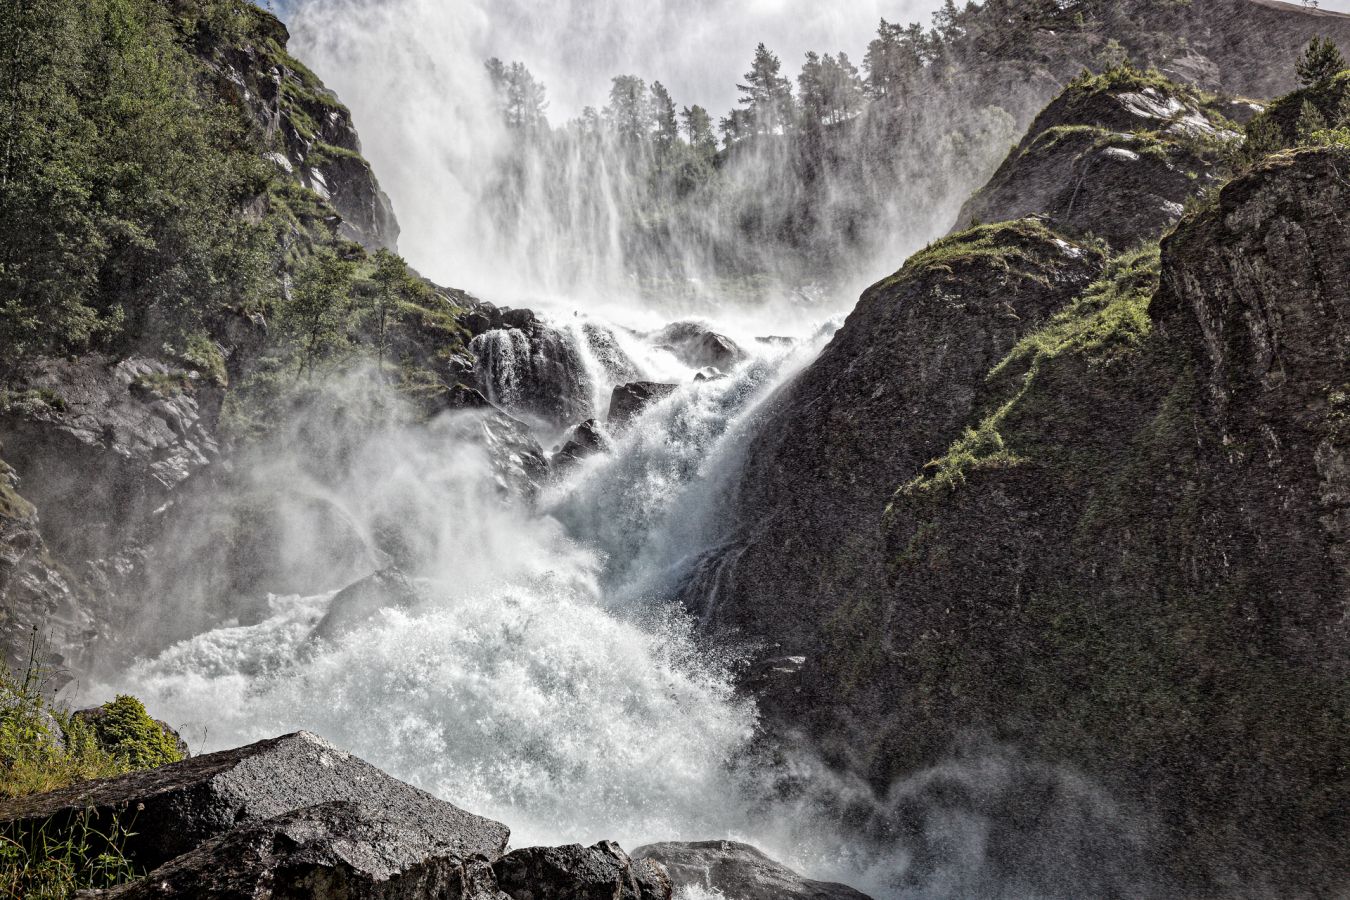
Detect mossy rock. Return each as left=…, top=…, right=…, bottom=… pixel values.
left=73, top=696, right=188, bottom=770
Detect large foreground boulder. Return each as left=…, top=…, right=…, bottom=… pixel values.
left=493, top=841, right=671, bottom=900
left=78, top=801, right=508, bottom=900
left=0, top=731, right=509, bottom=872
left=633, top=841, right=871, bottom=900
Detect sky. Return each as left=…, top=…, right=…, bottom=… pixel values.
left=270, top=0, right=1350, bottom=120
left=273, top=0, right=950, bottom=119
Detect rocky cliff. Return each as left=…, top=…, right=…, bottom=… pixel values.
left=705, top=66, right=1350, bottom=892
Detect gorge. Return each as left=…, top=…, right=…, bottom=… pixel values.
left=2, top=1, right=1350, bottom=898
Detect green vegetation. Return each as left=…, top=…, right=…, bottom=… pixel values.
left=1239, top=48, right=1350, bottom=165
left=0, top=635, right=183, bottom=897
left=889, top=219, right=1083, bottom=286
left=0, top=0, right=274, bottom=364
left=896, top=244, right=1161, bottom=502
left=0, top=0, right=474, bottom=439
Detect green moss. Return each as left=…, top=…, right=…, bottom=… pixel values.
left=1066, top=62, right=1197, bottom=104
left=131, top=371, right=195, bottom=399
left=0, top=465, right=35, bottom=522
left=85, top=696, right=184, bottom=770
left=885, top=219, right=1074, bottom=289
left=307, top=141, right=366, bottom=166
left=181, top=332, right=228, bottom=387
left=0, top=389, right=67, bottom=416
left=895, top=245, right=1161, bottom=507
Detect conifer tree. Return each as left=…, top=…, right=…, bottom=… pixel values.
left=1296, top=37, right=1346, bottom=89
left=738, top=43, right=794, bottom=135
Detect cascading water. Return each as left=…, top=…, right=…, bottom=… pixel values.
left=101, top=316, right=834, bottom=852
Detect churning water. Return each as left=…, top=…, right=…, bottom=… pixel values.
left=106, top=311, right=851, bottom=860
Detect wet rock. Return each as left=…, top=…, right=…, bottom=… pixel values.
left=552, top=420, right=609, bottom=471
left=310, top=567, right=423, bottom=641
left=953, top=72, right=1232, bottom=247
left=493, top=841, right=671, bottom=900
left=443, top=409, right=550, bottom=500
left=208, top=13, right=399, bottom=252
left=581, top=322, right=642, bottom=386
left=77, top=801, right=508, bottom=900
left=0, top=731, right=509, bottom=872
left=693, top=367, right=726, bottom=383
left=652, top=322, right=746, bottom=371
left=633, top=841, right=870, bottom=900
left=0, top=460, right=85, bottom=677
left=470, top=322, right=594, bottom=432
left=0, top=355, right=219, bottom=565
left=607, top=383, right=678, bottom=429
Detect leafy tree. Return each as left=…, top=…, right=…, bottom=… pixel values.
left=369, top=249, right=423, bottom=370
left=0, top=0, right=272, bottom=365
left=283, top=250, right=357, bottom=380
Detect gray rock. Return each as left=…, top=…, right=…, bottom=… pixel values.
left=633, top=841, right=871, bottom=900
left=310, top=567, right=423, bottom=641
left=652, top=323, right=746, bottom=371
left=552, top=420, right=609, bottom=471
left=607, top=383, right=678, bottom=429
left=0, top=731, right=509, bottom=872
left=470, top=322, right=594, bottom=432
left=953, top=75, right=1231, bottom=247
left=77, top=801, right=508, bottom=900
left=493, top=841, right=671, bottom=900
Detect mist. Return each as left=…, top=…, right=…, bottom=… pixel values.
left=280, top=0, right=1009, bottom=316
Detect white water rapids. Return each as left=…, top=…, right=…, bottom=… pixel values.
left=96, top=311, right=892, bottom=880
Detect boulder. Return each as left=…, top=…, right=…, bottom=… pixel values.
left=77, top=801, right=508, bottom=900
left=633, top=841, right=871, bottom=900
left=470, top=322, right=594, bottom=431
left=310, top=567, right=423, bottom=641
left=493, top=841, right=671, bottom=900
left=652, top=323, right=745, bottom=371
left=0, top=731, right=509, bottom=872
left=693, top=367, right=726, bottom=383
left=551, top=420, right=609, bottom=470
left=607, top=383, right=678, bottom=429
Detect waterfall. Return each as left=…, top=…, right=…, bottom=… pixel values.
left=105, top=319, right=819, bottom=850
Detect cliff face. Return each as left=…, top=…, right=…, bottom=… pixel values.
left=0, top=2, right=421, bottom=669
left=953, top=69, right=1235, bottom=246
left=206, top=8, right=400, bottom=252
left=707, top=63, right=1350, bottom=890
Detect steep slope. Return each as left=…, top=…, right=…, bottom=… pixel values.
left=0, top=0, right=477, bottom=669
left=705, top=72, right=1350, bottom=892
left=876, top=145, right=1350, bottom=894
left=953, top=67, right=1236, bottom=246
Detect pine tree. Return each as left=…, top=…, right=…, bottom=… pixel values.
left=1296, top=97, right=1329, bottom=143
left=1296, top=37, right=1346, bottom=89
left=606, top=75, right=649, bottom=145
left=681, top=105, right=716, bottom=156
left=738, top=43, right=794, bottom=135
left=649, top=81, right=679, bottom=156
